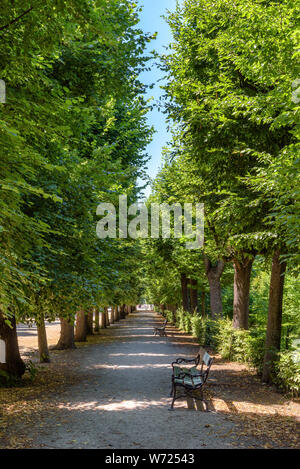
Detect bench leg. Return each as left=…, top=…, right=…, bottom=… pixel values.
left=170, top=378, right=175, bottom=397
left=169, top=386, right=177, bottom=410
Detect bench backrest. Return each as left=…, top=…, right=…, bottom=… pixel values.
left=196, top=347, right=213, bottom=383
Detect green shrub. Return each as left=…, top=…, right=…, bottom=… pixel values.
left=204, top=319, right=220, bottom=347
left=275, top=350, right=300, bottom=396
left=163, top=310, right=174, bottom=324
left=215, top=319, right=265, bottom=371
left=183, top=313, right=192, bottom=333
left=191, top=316, right=206, bottom=344
left=169, top=308, right=299, bottom=395
left=244, top=329, right=266, bottom=374
left=176, top=309, right=184, bottom=329
left=215, top=319, right=235, bottom=359
left=232, top=328, right=251, bottom=362
left=175, top=308, right=191, bottom=332
left=190, top=316, right=220, bottom=346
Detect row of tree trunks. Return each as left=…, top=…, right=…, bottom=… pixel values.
left=57, top=304, right=129, bottom=349
left=1, top=304, right=132, bottom=380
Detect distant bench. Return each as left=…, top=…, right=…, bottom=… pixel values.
left=153, top=319, right=167, bottom=337
left=170, top=347, right=213, bottom=411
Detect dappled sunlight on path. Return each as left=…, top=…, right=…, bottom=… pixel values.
left=2, top=311, right=299, bottom=449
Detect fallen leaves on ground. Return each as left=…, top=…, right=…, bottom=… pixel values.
left=203, top=354, right=300, bottom=449
left=171, top=329, right=300, bottom=449
left=1, top=327, right=299, bottom=449
left=0, top=355, right=80, bottom=449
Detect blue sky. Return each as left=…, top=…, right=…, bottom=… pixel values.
left=137, top=0, right=177, bottom=198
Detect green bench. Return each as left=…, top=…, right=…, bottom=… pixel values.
left=169, top=348, right=213, bottom=410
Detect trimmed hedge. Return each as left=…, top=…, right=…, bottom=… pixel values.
left=215, top=319, right=266, bottom=374
left=160, top=309, right=299, bottom=395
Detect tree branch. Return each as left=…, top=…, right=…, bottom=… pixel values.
left=203, top=254, right=211, bottom=275
left=216, top=259, right=225, bottom=277
left=0, top=7, right=33, bottom=32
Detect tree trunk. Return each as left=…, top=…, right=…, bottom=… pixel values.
left=204, top=256, right=225, bottom=318
left=120, top=304, right=126, bottom=319
left=55, top=317, right=76, bottom=350
left=87, top=309, right=94, bottom=335
left=75, top=310, right=88, bottom=342
left=114, top=306, right=119, bottom=322
left=262, top=250, right=287, bottom=383
left=0, top=312, right=25, bottom=378
left=201, top=292, right=206, bottom=317
left=104, top=307, right=110, bottom=326
left=100, top=311, right=106, bottom=329
left=190, top=278, right=198, bottom=313
left=37, top=315, right=50, bottom=363
left=181, top=273, right=189, bottom=311
left=232, top=257, right=254, bottom=330
left=94, top=309, right=100, bottom=333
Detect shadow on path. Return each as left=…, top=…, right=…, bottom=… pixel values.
left=6, top=311, right=270, bottom=449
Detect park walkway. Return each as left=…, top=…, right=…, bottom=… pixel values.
left=5, top=310, right=269, bottom=449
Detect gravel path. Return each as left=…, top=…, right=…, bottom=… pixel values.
left=21, top=311, right=262, bottom=449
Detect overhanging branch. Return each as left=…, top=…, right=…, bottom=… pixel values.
left=0, top=6, right=33, bottom=32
